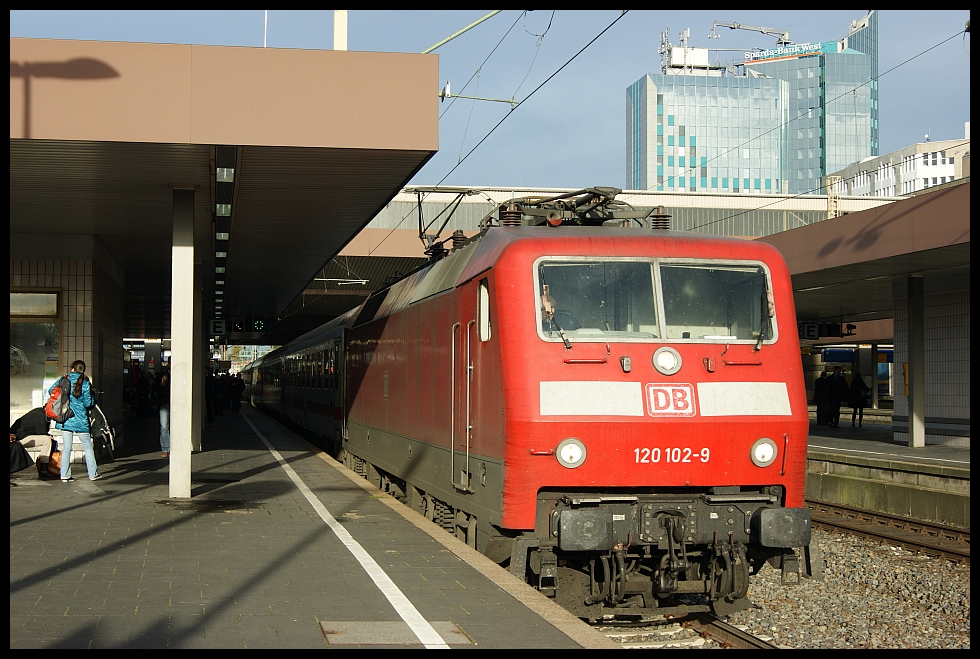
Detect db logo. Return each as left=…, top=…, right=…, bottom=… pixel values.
left=645, top=383, right=697, bottom=417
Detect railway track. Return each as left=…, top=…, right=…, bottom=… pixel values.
left=805, top=499, right=970, bottom=564
left=600, top=610, right=778, bottom=649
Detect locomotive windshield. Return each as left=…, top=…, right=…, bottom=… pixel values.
left=659, top=263, right=772, bottom=341
left=535, top=258, right=774, bottom=343
left=537, top=260, right=659, bottom=339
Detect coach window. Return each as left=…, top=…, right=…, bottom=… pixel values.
left=478, top=278, right=491, bottom=342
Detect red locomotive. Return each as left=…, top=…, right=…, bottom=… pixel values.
left=243, top=188, right=819, bottom=619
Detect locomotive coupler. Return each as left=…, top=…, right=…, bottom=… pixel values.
left=661, top=514, right=689, bottom=572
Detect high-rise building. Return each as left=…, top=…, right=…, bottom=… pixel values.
left=842, top=10, right=879, bottom=155
left=627, top=74, right=787, bottom=194
left=746, top=44, right=871, bottom=194
left=627, top=11, right=877, bottom=195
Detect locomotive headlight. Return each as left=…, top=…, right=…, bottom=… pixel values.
left=556, top=438, right=587, bottom=468
left=750, top=437, right=778, bottom=467
left=652, top=347, right=682, bottom=375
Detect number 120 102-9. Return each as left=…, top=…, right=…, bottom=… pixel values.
left=634, top=447, right=710, bottom=463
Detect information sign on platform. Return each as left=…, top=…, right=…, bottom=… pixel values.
left=798, top=322, right=819, bottom=341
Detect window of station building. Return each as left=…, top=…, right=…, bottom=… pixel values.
left=10, top=292, right=62, bottom=420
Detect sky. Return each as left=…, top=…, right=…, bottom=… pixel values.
left=11, top=10, right=972, bottom=190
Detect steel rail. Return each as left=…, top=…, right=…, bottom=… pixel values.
left=805, top=499, right=970, bottom=564
left=683, top=612, right=779, bottom=649
left=599, top=611, right=778, bottom=649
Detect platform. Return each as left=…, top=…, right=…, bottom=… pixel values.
left=9, top=407, right=615, bottom=649
left=805, top=420, right=970, bottom=528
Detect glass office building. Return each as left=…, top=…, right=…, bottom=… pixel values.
left=627, top=74, right=787, bottom=193
left=628, top=10, right=875, bottom=195
left=748, top=49, right=870, bottom=194
left=843, top=10, right=879, bottom=155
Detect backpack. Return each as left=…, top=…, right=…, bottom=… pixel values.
left=88, top=399, right=116, bottom=464
left=44, top=375, right=75, bottom=424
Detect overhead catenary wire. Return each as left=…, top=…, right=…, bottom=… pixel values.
left=658, top=28, right=967, bottom=193
left=368, top=10, right=629, bottom=256
left=441, top=10, right=627, bottom=187
left=458, top=11, right=556, bottom=164
left=440, top=11, right=524, bottom=120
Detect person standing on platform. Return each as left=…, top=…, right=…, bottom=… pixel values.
left=827, top=366, right=848, bottom=429
left=50, top=360, right=101, bottom=482
left=849, top=371, right=871, bottom=428
left=154, top=372, right=171, bottom=457
left=814, top=371, right=829, bottom=426
left=137, top=372, right=151, bottom=418
left=213, top=374, right=225, bottom=417
left=229, top=374, right=240, bottom=413
left=10, top=407, right=55, bottom=479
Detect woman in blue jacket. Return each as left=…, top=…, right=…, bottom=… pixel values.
left=49, top=360, right=102, bottom=482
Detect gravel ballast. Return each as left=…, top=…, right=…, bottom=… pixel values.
left=724, top=528, right=971, bottom=648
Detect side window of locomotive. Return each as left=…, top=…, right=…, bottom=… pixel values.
left=537, top=260, right=658, bottom=339
left=659, top=263, right=773, bottom=341
left=478, top=278, right=491, bottom=342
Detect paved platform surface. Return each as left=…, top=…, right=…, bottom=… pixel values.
left=10, top=407, right=614, bottom=649
left=806, top=420, right=970, bottom=474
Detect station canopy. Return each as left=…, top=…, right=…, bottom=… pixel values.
left=10, top=37, right=438, bottom=344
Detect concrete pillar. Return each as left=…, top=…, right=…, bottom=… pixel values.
left=333, top=10, right=348, bottom=51
left=870, top=342, right=879, bottom=410
left=170, top=189, right=195, bottom=498
left=907, top=276, right=926, bottom=447
left=192, top=262, right=204, bottom=452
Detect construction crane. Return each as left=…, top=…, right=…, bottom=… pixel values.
left=709, top=21, right=793, bottom=46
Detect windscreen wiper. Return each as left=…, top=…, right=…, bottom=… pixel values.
left=754, top=288, right=774, bottom=351
left=540, top=280, right=571, bottom=350
left=550, top=316, right=572, bottom=350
